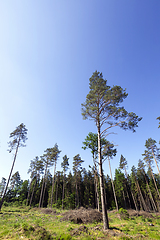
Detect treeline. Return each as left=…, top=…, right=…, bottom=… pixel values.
left=0, top=139, right=160, bottom=212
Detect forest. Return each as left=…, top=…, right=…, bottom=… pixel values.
left=0, top=71, right=160, bottom=235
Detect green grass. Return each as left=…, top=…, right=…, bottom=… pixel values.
left=0, top=206, right=160, bottom=239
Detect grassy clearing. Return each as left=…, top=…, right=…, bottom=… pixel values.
left=0, top=206, right=160, bottom=239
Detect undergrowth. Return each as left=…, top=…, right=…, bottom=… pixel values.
left=0, top=206, right=160, bottom=239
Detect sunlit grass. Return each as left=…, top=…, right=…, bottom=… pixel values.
left=0, top=206, right=160, bottom=239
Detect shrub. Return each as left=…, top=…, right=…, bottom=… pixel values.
left=119, top=208, right=129, bottom=220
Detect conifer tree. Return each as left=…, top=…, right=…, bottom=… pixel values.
left=73, top=154, right=84, bottom=208
left=145, top=138, right=160, bottom=176
left=61, top=155, right=69, bottom=209
left=10, top=171, right=21, bottom=190
left=50, top=144, right=61, bottom=208
left=27, top=156, right=44, bottom=206
left=114, top=169, right=126, bottom=208
left=131, top=166, right=148, bottom=211
left=119, top=155, right=138, bottom=211
left=142, top=149, right=160, bottom=203
left=82, top=132, right=101, bottom=211
left=39, top=147, right=57, bottom=208
left=137, top=159, right=157, bottom=212
left=102, top=141, right=118, bottom=211
left=0, top=178, right=6, bottom=198
left=81, top=71, right=142, bottom=229
left=0, top=123, right=28, bottom=211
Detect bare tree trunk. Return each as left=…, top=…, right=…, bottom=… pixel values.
left=149, top=164, right=160, bottom=200
left=135, top=178, right=148, bottom=212
left=138, top=190, right=143, bottom=210
left=124, top=167, right=138, bottom=211
left=93, top=159, right=100, bottom=211
left=39, top=164, right=48, bottom=208
left=93, top=176, right=97, bottom=209
left=78, top=178, right=80, bottom=207
left=29, top=178, right=37, bottom=207
left=62, top=173, right=65, bottom=209
left=97, top=122, right=109, bottom=230
left=108, top=157, right=118, bottom=211
left=95, top=174, right=100, bottom=211
left=0, top=134, right=21, bottom=211
left=145, top=192, right=152, bottom=212
left=56, top=178, right=58, bottom=204
left=143, top=170, right=157, bottom=212
left=122, top=189, right=126, bottom=209
left=152, top=149, right=160, bottom=176
left=41, top=178, right=47, bottom=207
left=26, top=179, right=32, bottom=206
left=124, top=181, right=131, bottom=209
left=75, top=172, right=78, bottom=208
left=51, top=160, right=57, bottom=208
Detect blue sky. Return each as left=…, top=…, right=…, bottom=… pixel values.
left=0, top=1, right=160, bottom=182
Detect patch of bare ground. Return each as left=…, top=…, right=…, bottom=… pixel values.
left=61, top=207, right=103, bottom=223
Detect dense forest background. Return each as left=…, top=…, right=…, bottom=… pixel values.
left=1, top=134, right=160, bottom=212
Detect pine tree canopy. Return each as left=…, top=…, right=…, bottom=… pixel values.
left=81, top=71, right=142, bottom=136
left=8, top=123, right=28, bottom=153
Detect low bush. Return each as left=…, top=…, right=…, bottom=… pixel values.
left=119, top=208, right=129, bottom=220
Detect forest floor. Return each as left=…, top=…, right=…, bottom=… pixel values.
left=0, top=206, right=160, bottom=239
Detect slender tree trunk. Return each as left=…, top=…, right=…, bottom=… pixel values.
left=29, top=177, right=37, bottom=207
left=124, top=180, right=131, bottom=209
left=39, top=163, right=48, bottom=208
left=95, top=172, right=100, bottom=211
left=51, top=160, right=57, bottom=208
left=56, top=178, right=58, bottom=204
left=122, top=189, right=126, bottom=209
left=75, top=172, right=78, bottom=208
left=145, top=192, right=152, bottom=212
left=0, top=134, right=21, bottom=211
left=26, top=179, right=33, bottom=206
left=94, top=177, right=97, bottom=208
left=152, top=149, right=160, bottom=176
left=41, top=178, right=47, bottom=207
left=78, top=178, right=80, bottom=207
left=124, top=167, right=138, bottom=211
left=93, top=158, right=100, bottom=211
left=143, top=170, right=157, bottom=212
left=135, top=178, right=148, bottom=211
left=138, top=189, right=143, bottom=210
left=62, top=172, right=65, bottom=209
left=108, top=157, right=118, bottom=211
left=149, top=164, right=160, bottom=200
left=97, top=121, right=109, bottom=230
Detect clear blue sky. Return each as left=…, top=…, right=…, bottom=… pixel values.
left=0, top=1, right=160, bottom=182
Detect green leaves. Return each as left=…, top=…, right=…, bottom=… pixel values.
left=43, top=144, right=61, bottom=166
left=102, top=140, right=117, bottom=159
left=8, top=123, right=28, bottom=153
left=73, top=154, right=84, bottom=174
left=61, top=155, right=69, bottom=173
left=119, top=155, right=127, bottom=170
left=82, top=132, right=98, bottom=157
left=81, top=71, right=142, bottom=133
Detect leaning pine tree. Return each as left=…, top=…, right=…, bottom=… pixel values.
left=81, top=71, right=142, bottom=229
left=0, top=123, right=28, bottom=211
